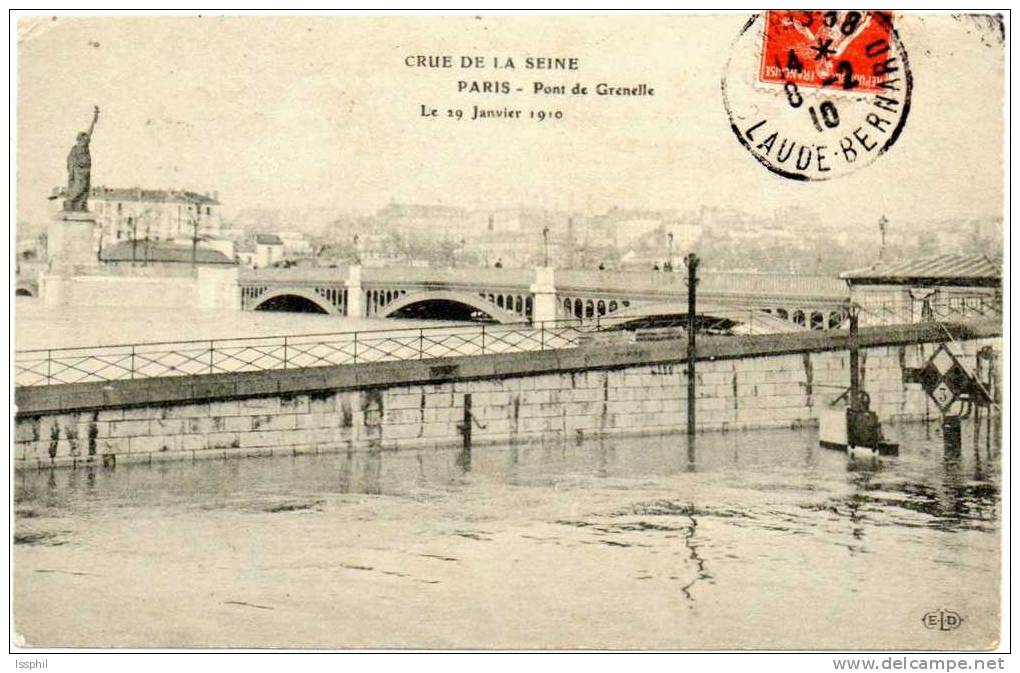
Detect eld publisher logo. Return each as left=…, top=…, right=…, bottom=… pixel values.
left=922, top=609, right=963, bottom=631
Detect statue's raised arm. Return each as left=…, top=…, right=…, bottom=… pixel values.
left=86, top=105, right=100, bottom=140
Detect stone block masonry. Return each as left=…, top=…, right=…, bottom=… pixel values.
left=13, top=321, right=1001, bottom=469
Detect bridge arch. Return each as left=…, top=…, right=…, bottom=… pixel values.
left=248, top=288, right=337, bottom=314
left=378, top=290, right=523, bottom=324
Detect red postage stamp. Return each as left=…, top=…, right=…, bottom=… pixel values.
left=723, top=10, right=911, bottom=180
left=758, top=10, right=896, bottom=94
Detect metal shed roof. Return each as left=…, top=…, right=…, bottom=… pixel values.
left=840, top=254, right=1001, bottom=286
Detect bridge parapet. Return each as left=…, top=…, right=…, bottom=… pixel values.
left=362, top=266, right=534, bottom=288
left=239, top=266, right=351, bottom=282
left=241, top=265, right=852, bottom=328
left=244, top=266, right=847, bottom=297
left=555, top=268, right=848, bottom=299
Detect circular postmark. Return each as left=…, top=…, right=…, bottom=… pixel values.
left=722, top=11, right=912, bottom=181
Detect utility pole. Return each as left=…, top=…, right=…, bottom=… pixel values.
left=685, top=253, right=700, bottom=436
left=848, top=302, right=861, bottom=410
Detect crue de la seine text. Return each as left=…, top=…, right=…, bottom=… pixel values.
left=405, top=54, right=656, bottom=123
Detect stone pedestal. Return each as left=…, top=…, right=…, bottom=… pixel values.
left=40, top=210, right=98, bottom=305
left=46, top=210, right=98, bottom=274
left=346, top=265, right=364, bottom=318
left=530, top=267, right=558, bottom=325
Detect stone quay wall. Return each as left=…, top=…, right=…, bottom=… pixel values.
left=13, top=322, right=1001, bottom=470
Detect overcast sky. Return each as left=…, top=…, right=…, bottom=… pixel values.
left=15, top=13, right=1004, bottom=232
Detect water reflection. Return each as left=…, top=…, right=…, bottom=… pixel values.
left=679, top=511, right=709, bottom=603
left=334, top=449, right=367, bottom=495
left=12, top=420, right=1001, bottom=648
left=456, top=446, right=472, bottom=474
left=834, top=423, right=998, bottom=537
left=16, top=423, right=999, bottom=531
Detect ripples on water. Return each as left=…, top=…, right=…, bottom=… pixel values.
left=13, top=423, right=1000, bottom=649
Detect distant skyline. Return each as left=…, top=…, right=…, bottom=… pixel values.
left=16, top=14, right=1004, bottom=233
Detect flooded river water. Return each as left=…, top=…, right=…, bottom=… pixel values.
left=13, top=422, right=1000, bottom=650
left=14, top=296, right=448, bottom=350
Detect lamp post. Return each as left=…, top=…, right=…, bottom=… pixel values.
left=542, top=226, right=550, bottom=267
left=684, top=253, right=700, bottom=436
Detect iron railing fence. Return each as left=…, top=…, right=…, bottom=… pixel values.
left=14, top=321, right=593, bottom=388
left=15, top=296, right=1000, bottom=388
left=854, top=295, right=1002, bottom=326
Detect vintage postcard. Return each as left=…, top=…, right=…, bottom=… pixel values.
left=11, top=11, right=1006, bottom=654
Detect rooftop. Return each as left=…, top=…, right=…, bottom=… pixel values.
left=51, top=186, right=220, bottom=205
left=255, top=234, right=284, bottom=245
left=100, top=240, right=235, bottom=265
left=840, top=254, right=1001, bottom=286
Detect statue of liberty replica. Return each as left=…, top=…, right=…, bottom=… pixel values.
left=45, top=105, right=102, bottom=284
left=64, top=105, right=100, bottom=211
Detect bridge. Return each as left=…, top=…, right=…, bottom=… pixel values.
left=239, top=265, right=852, bottom=331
